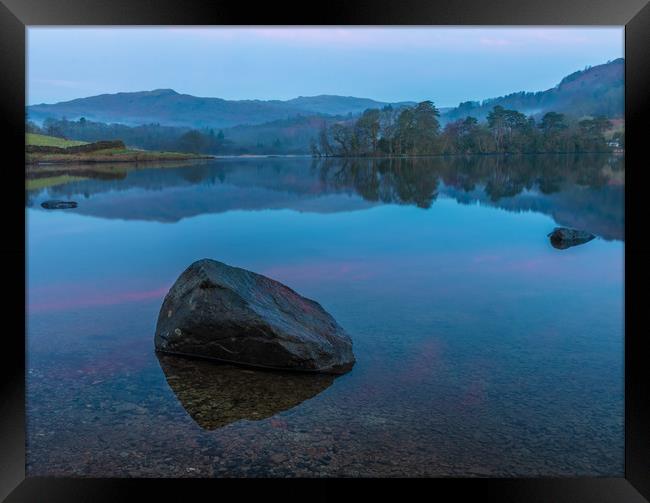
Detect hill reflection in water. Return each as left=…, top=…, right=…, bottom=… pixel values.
left=26, top=154, right=624, bottom=241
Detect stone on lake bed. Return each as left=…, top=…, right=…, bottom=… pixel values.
left=154, top=259, right=355, bottom=374
left=41, top=200, right=78, bottom=209
left=547, top=227, right=595, bottom=249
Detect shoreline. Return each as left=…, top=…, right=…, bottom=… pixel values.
left=26, top=152, right=214, bottom=165
left=311, top=151, right=624, bottom=160
left=24, top=151, right=624, bottom=165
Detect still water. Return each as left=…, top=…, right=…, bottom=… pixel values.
left=26, top=155, right=624, bottom=477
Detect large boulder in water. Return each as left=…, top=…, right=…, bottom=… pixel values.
left=548, top=227, right=595, bottom=249
left=154, top=259, right=355, bottom=374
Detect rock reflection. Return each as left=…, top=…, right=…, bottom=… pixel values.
left=157, top=353, right=335, bottom=430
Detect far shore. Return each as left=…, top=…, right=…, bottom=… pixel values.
left=26, top=151, right=214, bottom=165
left=25, top=133, right=214, bottom=165
left=25, top=151, right=625, bottom=166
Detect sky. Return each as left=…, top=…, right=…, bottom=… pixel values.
left=27, top=27, right=623, bottom=107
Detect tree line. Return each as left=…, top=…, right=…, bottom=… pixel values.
left=28, top=116, right=327, bottom=155
left=312, top=102, right=622, bottom=157
left=28, top=103, right=622, bottom=156
left=28, top=117, right=232, bottom=154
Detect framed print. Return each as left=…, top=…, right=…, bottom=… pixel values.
left=1, top=0, right=649, bottom=501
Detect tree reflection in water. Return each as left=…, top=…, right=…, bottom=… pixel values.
left=26, top=154, right=624, bottom=240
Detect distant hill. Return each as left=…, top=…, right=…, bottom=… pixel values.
left=442, top=58, right=624, bottom=123
left=221, top=115, right=341, bottom=153
left=284, top=95, right=415, bottom=116
left=28, top=59, right=622, bottom=131
left=27, top=90, right=414, bottom=129
left=28, top=59, right=624, bottom=153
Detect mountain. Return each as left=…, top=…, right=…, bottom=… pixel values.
left=284, top=95, right=414, bottom=116
left=442, top=58, right=624, bottom=124
left=27, top=58, right=623, bottom=149
left=27, top=90, right=413, bottom=129
left=221, top=115, right=340, bottom=153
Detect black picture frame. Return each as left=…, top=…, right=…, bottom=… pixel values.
left=1, top=1, right=648, bottom=501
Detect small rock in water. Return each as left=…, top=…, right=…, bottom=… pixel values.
left=547, top=227, right=595, bottom=249
left=41, top=200, right=78, bottom=210
left=155, top=259, right=355, bottom=374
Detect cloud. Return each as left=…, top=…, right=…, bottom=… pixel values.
left=94, top=26, right=621, bottom=52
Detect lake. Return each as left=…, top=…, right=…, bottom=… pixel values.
left=26, top=154, right=624, bottom=477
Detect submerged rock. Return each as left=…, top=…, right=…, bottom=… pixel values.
left=548, top=227, right=595, bottom=249
left=157, top=353, right=334, bottom=430
left=154, top=259, right=355, bottom=374
left=41, top=200, right=78, bottom=209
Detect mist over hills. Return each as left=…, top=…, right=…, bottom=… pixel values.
left=285, top=95, right=417, bottom=116
left=28, top=90, right=415, bottom=129
left=27, top=59, right=623, bottom=154
left=443, top=58, right=624, bottom=123
left=28, top=59, right=623, bottom=132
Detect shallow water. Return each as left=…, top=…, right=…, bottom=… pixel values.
left=26, top=155, right=624, bottom=477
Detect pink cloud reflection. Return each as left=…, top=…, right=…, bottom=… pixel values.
left=28, top=285, right=169, bottom=313
left=261, top=261, right=376, bottom=284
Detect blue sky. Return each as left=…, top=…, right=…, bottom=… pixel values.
left=27, top=27, right=623, bottom=107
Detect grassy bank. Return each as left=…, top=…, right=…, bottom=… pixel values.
left=27, top=133, right=88, bottom=148
left=26, top=134, right=211, bottom=164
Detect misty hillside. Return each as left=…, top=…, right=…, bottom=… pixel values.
left=442, top=58, right=624, bottom=123
left=27, top=90, right=413, bottom=129
left=28, top=59, right=624, bottom=154
left=284, top=95, right=415, bottom=116
left=222, top=58, right=624, bottom=151
left=28, top=59, right=623, bottom=132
